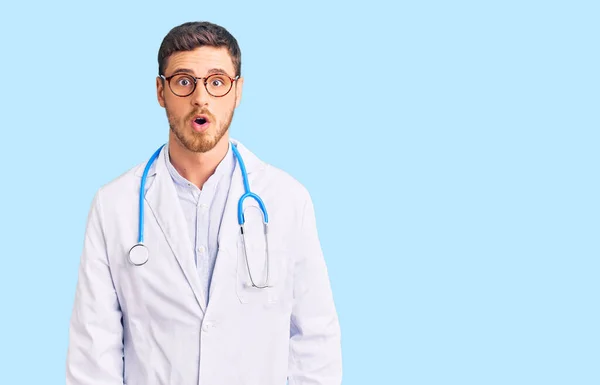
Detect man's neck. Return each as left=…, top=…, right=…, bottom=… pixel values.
left=167, top=134, right=230, bottom=190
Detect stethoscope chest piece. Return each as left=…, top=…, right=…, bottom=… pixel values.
left=128, top=243, right=149, bottom=266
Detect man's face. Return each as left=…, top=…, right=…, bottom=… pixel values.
left=156, top=46, right=243, bottom=153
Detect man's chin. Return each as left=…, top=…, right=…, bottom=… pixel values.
left=185, top=139, right=216, bottom=153
left=170, top=119, right=229, bottom=153
left=184, top=133, right=226, bottom=153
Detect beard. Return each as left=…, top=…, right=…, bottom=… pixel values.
left=166, top=103, right=235, bottom=153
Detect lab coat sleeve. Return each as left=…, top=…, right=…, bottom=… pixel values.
left=66, top=191, right=124, bottom=385
left=288, top=195, right=343, bottom=385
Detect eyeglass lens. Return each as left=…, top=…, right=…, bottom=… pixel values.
left=169, top=74, right=233, bottom=97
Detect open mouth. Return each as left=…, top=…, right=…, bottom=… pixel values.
left=192, top=115, right=211, bottom=131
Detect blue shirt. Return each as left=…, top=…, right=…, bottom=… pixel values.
left=164, top=142, right=235, bottom=306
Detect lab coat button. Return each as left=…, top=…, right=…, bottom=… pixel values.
left=202, top=322, right=213, bottom=332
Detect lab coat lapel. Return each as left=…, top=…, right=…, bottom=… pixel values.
left=144, top=146, right=207, bottom=313
left=217, top=156, right=244, bottom=252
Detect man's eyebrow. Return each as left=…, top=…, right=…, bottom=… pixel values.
left=206, top=68, right=232, bottom=76
left=169, top=68, right=195, bottom=75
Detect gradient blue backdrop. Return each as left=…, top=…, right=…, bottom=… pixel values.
left=0, top=1, right=598, bottom=384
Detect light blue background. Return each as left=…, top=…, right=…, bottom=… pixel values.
left=0, top=1, right=598, bottom=384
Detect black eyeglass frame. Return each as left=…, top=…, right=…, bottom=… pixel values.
left=159, top=73, right=240, bottom=97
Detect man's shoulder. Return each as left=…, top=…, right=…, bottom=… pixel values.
left=260, top=161, right=312, bottom=206
left=236, top=139, right=313, bottom=206
left=94, top=160, right=146, bottom=203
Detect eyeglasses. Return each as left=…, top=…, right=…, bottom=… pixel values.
left=160, top=72, right=240, bottom=97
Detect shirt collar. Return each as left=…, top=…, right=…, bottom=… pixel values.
left=164, top=141, right=234, bottom=191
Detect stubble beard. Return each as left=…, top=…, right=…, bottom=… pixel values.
left=167, top=104, right=235, bottom=153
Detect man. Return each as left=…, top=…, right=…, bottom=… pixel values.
left=66, top=21, right=342, bottom=385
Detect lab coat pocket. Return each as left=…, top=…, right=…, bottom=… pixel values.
left=235, top=235, right=288, bottom=305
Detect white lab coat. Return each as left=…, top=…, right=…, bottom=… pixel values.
left=66, top=139, right=342, bottom=385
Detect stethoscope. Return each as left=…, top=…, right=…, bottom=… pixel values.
left=128, top=142, right=271, bottom=289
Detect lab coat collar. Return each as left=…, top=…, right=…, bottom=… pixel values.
left=134, top=138, right=264, bottom=178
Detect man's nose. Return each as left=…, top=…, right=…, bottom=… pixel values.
left=191, top=81, right=210, bottom=106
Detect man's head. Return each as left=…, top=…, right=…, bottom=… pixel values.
left=156, top=21, right=243, bottom=153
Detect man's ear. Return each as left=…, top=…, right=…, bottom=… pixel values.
left=234, top=76, right=244, bottom=108
left=156, top=76, right=166, bottom=108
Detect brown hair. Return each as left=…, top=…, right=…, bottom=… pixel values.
left=157, top=21, right=242, bottom=77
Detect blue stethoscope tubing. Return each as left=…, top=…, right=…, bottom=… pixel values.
left=128, top=141, right=271, bottom=288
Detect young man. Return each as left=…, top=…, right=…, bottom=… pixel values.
left=66, top=21, right=342, bottom=385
